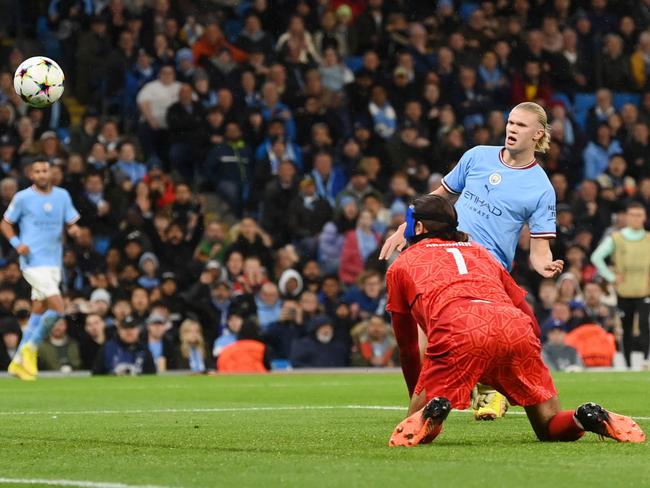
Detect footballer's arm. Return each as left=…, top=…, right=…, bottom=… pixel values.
left=529, top=237, right=564, bottom=278
left=391, top=311, right=421, bottom=398
left=378, top=185, right=458, bottom=260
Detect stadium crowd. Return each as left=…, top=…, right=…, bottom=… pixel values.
left=0, top=0, right=649, bottom=374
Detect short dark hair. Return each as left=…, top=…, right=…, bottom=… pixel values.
left=627, top=201, right=646, bottom=212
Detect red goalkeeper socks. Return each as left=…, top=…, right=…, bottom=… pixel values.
left=548, top=410, right=585, bottom=441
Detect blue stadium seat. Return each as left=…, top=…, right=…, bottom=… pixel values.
left=613, top=92, right=641, bottom=110
left=344, top=56, right=363, bottom=73
left=574, top=111, right=588, bottom=131
left=459, top=2, right=479, bottom=22
left=574, top=93, right=597, bottom=114
left=552, top=92, right=573, bottom=110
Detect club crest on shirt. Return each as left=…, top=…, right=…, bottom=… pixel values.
left=488, top=173, right=502, bottom=185
left=43, top=202, right=53, bottom=213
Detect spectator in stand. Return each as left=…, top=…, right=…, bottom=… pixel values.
left=339, top=209, right=381, bottom=286
left=93, top=316, right=155, bottom=375
left=78, top=313, right=106, bottom=370
left=136, top=64, right=181, bottom=160
left=205, top=121, right=253, bottom=217
left=0, top=317, right=20, bottom=371
left=174, top=319, right=206, bottom=373
left=290, top=315, right=348, bottom=368
left=350, top=315, right=397, bottom=367
left=37, top=318, right=81, bottom=372
left=166, top=83, right=205, bottom=184
left=583, top=124, right=623, bottom=181
left=542, top=324, right=583, bottom=372
left=112, top=141, right=147, bottom=185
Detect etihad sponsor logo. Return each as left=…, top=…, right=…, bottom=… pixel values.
left=463, top=190, right=503, bottom=217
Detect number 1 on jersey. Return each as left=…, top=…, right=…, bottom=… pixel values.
left=446, top=248, right=468, bottom=275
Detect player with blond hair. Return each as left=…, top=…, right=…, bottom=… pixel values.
left=380, top=102, right=563, bottom=420
left=386, top=194, right=644, bottom=446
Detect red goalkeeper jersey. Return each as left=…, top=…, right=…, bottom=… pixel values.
left=385, top=237, right=527, bottom=331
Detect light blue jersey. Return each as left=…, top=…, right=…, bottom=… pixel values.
left=441, top=145, right=556, bottom=270
left=3, top=186, right=79, bottom=269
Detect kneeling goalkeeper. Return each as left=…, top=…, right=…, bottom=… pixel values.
left=386, top=195, right=644, bottom=446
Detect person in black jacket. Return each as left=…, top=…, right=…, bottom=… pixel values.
left=166, top=83, right=205, bottom=184
left=204, top=121, right=254, bottom=217
left=289, top=315, right=348, bottom=368
left=259, top=160, right=299, bottom=248
left=92, top=316, right=156, bottom=375
left=287, top=176, right=333, bottom=259
left=0, top=317, right=21, bottom=371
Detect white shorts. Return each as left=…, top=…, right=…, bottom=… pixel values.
left=22, top=266, right=62, bottom=301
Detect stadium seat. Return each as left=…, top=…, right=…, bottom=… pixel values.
left=552, top=92, right=572, bottom=110
left=574, top=93, right=597, bottom=114
left=345, top=56, right=363, bottom=73
left=613, top=92, right=641, bottom=110
left=459, top=2, right=480, bottom=22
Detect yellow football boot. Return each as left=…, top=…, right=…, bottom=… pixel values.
left=20, top=344, right=39, bottom=377
left=8, top=358, right=36, bottom=381
left=475, top=390, right=508, bottom=420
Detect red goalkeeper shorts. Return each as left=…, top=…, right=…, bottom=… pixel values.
left=414, top=300, right=557, bottom=408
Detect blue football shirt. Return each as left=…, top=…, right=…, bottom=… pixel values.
left=4, top=186, right=80, bottom=269
left=441, top=145, right=556, bottom=270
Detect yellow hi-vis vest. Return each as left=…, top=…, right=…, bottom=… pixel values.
left=611, top=231, right=650, bottom=298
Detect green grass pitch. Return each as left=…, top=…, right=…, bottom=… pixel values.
left=0, top=372, right=649, bottom=488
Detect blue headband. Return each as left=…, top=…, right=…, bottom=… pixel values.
left=404, top=203, right=458, bottom=243
left=404, top=205, right=417, bottom=241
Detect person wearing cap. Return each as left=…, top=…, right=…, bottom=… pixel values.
left=145, top=312, right=175, bottom=372
left=89, top=288, right=112, bottom=317
left=159, top=272, right=184, bottom=326
left=175, top=48, right=196, bottom=84
left=137, top=252, right=161, bottom=290
left=92, top=316, right=156, bottom=376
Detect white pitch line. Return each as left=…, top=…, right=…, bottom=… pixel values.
left=0, top=478, right=173, bottom=488
left=0, top=405, right=647, bottom=421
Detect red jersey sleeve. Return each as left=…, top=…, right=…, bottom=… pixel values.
left=386, top=262, right=418, bottom=314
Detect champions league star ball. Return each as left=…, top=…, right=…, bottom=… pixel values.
left=13, top=56, right=65, bottom=108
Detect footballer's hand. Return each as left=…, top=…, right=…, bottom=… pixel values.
left=379, top=223, right=407, bottom=260
left=67, top=224, right=82, bottom=239
left=540, top=259, right=564, bottom=278
left=15, top=244, right=29, bottom=256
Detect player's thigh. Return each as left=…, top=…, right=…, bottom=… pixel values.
left=22, top=267, right=61, bottom=301
left=415, top=345, right=486, bottom=409
left=482, top=309, right=557, bottom=406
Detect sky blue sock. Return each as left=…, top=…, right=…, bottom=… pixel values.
left=29, top=310, right=61, bottom=346
left=18, top=313, right=42, bottom=349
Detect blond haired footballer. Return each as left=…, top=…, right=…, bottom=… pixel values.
left=380, top=102, right=563, bottom=419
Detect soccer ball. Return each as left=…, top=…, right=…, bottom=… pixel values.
left=13, top=56, right=65, bottom=108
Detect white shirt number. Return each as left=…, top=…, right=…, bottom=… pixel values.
left=446, top=248, right=468, bottom=275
